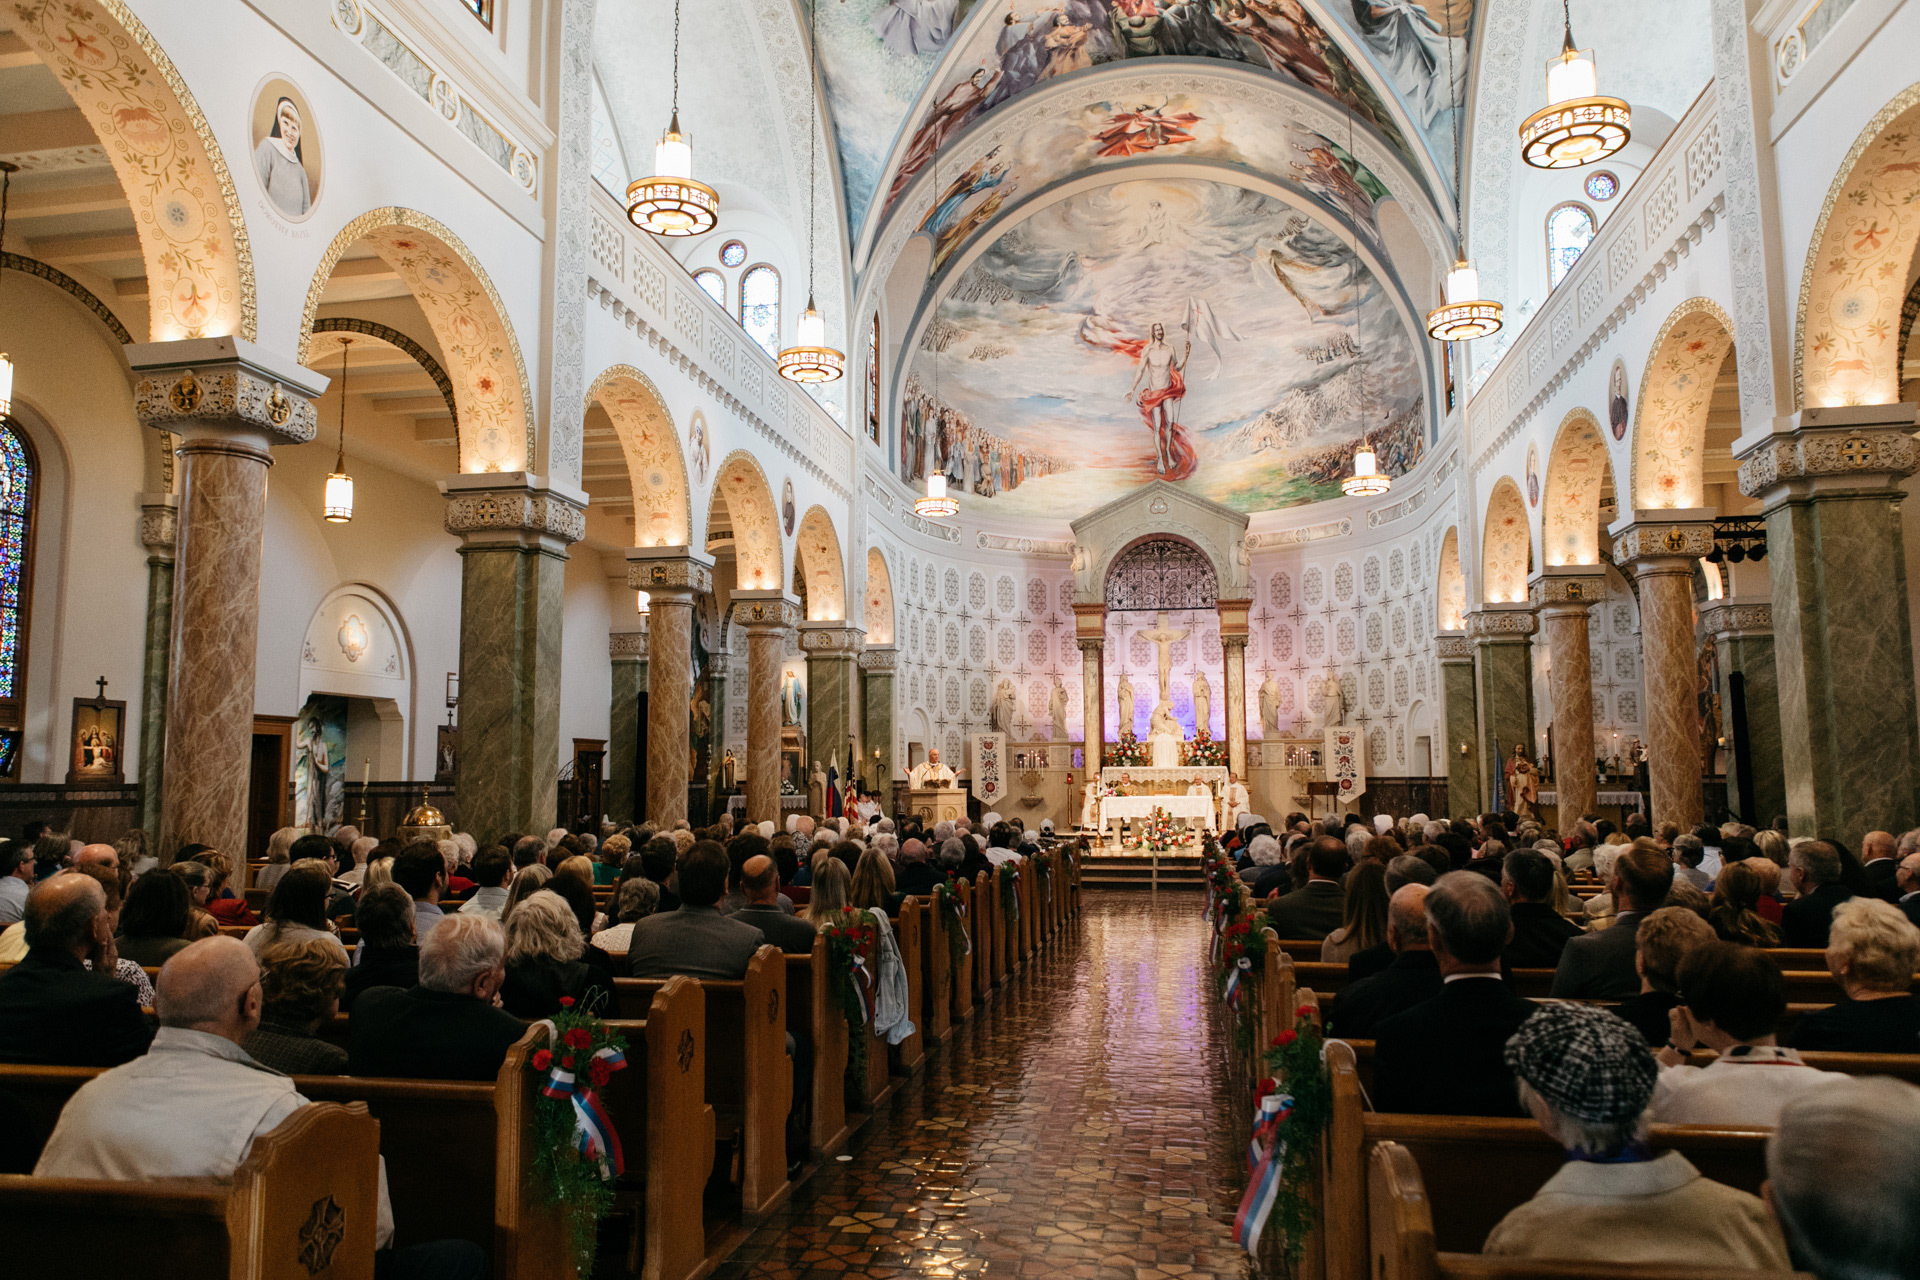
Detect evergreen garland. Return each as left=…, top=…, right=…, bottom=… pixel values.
left=528, top=999, right=629, bottom=1278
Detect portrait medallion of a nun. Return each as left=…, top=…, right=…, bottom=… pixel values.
left=251, top=78, right=322, bottom=220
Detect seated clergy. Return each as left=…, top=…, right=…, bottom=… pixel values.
left=0, top=872, right=153, bottom=1067
left=348, top=913, right=526, bottom=1082
left=35, top=936, right=484, bottom=1280
left=1484, top=1002, right=1790, bottom=1269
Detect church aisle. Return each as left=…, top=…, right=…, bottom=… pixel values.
left=709, top=890, right=1249, bottom=1280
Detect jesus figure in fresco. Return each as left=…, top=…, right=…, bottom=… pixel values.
left=1124, top=322, right=1197, bottom=480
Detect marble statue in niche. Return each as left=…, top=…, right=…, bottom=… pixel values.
left=1147, top=701, right=1182, bottom=767
left=1192, top=670, right=1211, bottom=736
left=1117, top=670, right=1136, bottom=737
left=1259, top=670, right=1283, bottom=734
left=1049, top=677, right=1069, bottom=741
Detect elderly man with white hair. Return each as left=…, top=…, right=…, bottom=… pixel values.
left=348, top=914, right=523, bottom=1081
left=37, top=936, right=486, bottom=1280
left=1766, top=1075, right=1920, bottom=1279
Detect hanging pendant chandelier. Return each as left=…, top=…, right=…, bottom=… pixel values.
left=1426, top=27, right=1501, bottom=342
left=0, top=162, right=17, bottom=419
left=1342, top=448, right=1392, bottom=498
left=778, top=0, right=843, bottom=384
left=323, top=337, right=355, bottom=523
left=914, top=472, right=958, bottom=518
left=627, top=0, right=717, bottom=236
left=1520, top=0, right=1630, bottom=168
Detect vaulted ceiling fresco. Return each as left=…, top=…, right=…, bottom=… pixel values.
left=895, top=177, right=1426, bottom=518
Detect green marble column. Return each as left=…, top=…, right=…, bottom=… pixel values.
left=1466, top=605, right=1537, bottom=815
left=1700, top=600, right=1785, bottom=827
left=135, top=494, right=176, bottom=844
left=443, top=477, right=584, bottom=843
left=1738, top=408, right=1920, bottom=844
left=860, top=647, right=898, bottom=798
left=801, top=622, right=865, bottom=786
left=1438, top=633, right=1479, bottom=820
left=607, top=631, right=645, bottom=825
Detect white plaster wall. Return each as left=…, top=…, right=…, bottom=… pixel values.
left=559, top=550, right=615, bottom=769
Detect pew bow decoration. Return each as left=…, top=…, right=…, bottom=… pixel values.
left=824, top=908, right=880, bottom=1077
left=1231, top=1008, right=1331, bottom=1267
left=934, top=880, right=971, bottom=973
left=997, top=861, right=1020, bottom=930
left=528, top=998, right=630, bottom=1278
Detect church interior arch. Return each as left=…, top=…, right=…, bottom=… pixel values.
left=585, top=366, right=693, bottom=549
left=865, top=547, right=896, bottom=646
left=708, top=451, right=784, bottom=593
left=1436, top=527, right=1466, bottom=631
left=794, top=507, right=847, bottom=622
left=1541, top=408, right=1614, bottom=566
left=1630, top=299, right=1737, bottom=511
left=1481, top=477, right=1532, bottom=604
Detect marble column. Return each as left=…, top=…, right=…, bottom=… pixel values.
left=702, top=632, right=730, bottom=824
left=1218, top=597, right=1251, bottom=779
left=859, top=647, right=898, bottom=798
left=1530, top=569, right=1608, bottom=825
left=801, top=622, right=866, bottom=785
left=735, top=591, right=799, bottom=825
left=1437, top=633, right=1480, bottom=819
left=128, top=340, right=325, bottom=859
left=1612, top=513, right=1715, bottom=830
left=135, top=493, right=177, bottom=844
left=1699, top=599, right=1785, bottom=827
left=442, top=475, right=586, bottom=842
left=628, top=548, right=713, bottom=829
left=607, top=630, right=646, bottom=825
left=1736, top=408, right=1920, bottom=843
left=1073, top=603, right=1107, bottom=774
left=1465, top=605, right=1537, bottom=815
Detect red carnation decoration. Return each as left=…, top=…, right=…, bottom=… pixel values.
left=559, top=996, right=575, bottom=1008
left=588, top=1059, right=611, bottom=1087
left=532, top=1049, right=552, bottom=1071
left=1296, top=1004, right=1315, bottom=1018
left=1276, top=1030, right=1298, bottom=1047
left=564, top=1027, right=591, bottom=1050
left=561, top=1054, right=575, bottom=1070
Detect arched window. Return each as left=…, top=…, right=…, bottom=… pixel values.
left=1546, top=202, right=1597, bottom=289
left=740, top=265, right=780, bottom=359
left=0, top=418, right=38, bottom=772
left=692, top=268, right=725, bottom=308
left=865, top=312, right=880, bottom=443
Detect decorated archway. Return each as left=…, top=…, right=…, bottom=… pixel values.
left=864, top=548, right=895, bottom=645
left=1541, top=408, right=1613, bottom=566
left=794, top=506, right=847, bottom=622
left=300, top=208, right=533, bottom=474
left=710, top=451, right=783, bottom=591
left=1436, top=527, right=1465, bottom=630
left=1794, top=83, right=1920, bottom=408
left=1481, top=478, right=1531, bottom=604
left=1630, top=298, right=1735, bottom=510
left=586, top=366, right=691, bottom=547
left=11, top=0, right=254, bottom=340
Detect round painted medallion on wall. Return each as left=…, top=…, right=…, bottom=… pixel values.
left=1608, top=358, right=1630, bottom=441
left=1525, top=442, right=1540, bottom=507
left=250, top=76, right=324, bottom=222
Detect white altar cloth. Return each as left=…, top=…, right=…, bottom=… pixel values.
left=1100, top=766, right=1228, bottom=789
left=1100, top=793, right=1216, bottom=833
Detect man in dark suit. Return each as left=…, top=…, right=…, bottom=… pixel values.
left=628, top=842, right=767, bottom=980
left=1328, top=884, right=1438, bottom=1039
left=1501, top=849, right=1581, bottom=970
left=1860, top=831, right=1901, bottom=903
left=348, top=913, right=526, bottom=1081
left=0, top=873, right=153, bottom=1067
left=1347, top=855, right=1438, bottom=979
left=732, top=856, right=819, bottom=954
left=1897, top=853, right=1920, bottom=930
left=896, top=840, right=942, bottom=898
left=1265, top=837, right=1348, bottom=940
left=1372, top=872, right=1537, bottom=1117
left=1550, top=843, right=1673, bottom=999
left=1781, top=841, right=1856, bottom=949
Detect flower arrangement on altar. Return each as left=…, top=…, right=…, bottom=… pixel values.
left=529, top=997, right=628, bottom=1278
left=1184, top=728, right=1227, bottom=767
left=1107, top=730, right=1147, bottom=767
left=1132, top=805, right=1180, bottom=851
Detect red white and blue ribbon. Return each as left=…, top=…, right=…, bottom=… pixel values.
left=1232, top=1091, right=1293, bottom=1254
left=1223, top=955, right=1250, bottom=1006
left=539, top=1040, right=627, bottom=1178
left=850, top=954, right=876, bottom=1024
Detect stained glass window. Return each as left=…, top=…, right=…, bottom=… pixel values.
left=1546, top=202, right=1597, bottom=290
left=719, top=240, right=747, bottom=268
left=1585, top=170, right=1618, bottom=201
left=740, top=265, right=780, bottom=359
left=866, top=312, right=880, bottom=443
left=693, top=268, right=725, bottom=308
left=0, top=419, right=38, bottom=714
left=460, top=0, right=494, bottom=28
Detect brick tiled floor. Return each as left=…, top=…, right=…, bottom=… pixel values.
left=708, top=890, right=1249, bottom=1280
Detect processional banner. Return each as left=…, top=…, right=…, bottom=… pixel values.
left=970, top=732, right=1006, bottom=806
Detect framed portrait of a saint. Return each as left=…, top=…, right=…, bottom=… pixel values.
left=67, top=695, right=127, bottom=786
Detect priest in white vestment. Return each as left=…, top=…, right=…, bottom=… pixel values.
left=1222, top=773, right=1250, bottom=829
left=909, top=748, right=957, bottom=789
left=1185, top=776, right=1214, bottom=830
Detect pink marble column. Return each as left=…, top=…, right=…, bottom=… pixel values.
left=629, top=550, right=712, bottom=828
left=736, top=591, right=799, bottom=825
left=1531, top=569, right=1607, bottom=826
left=1073, top=604, right=1107, bottom=774
left=129, top=341, right=325, bottom=861
left=1615, top=517, right=1715, bottom=830
left=1218, top=598, right=1251, bottom=778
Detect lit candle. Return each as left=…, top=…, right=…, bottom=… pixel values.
left=362, top=758, right=371, bottom=789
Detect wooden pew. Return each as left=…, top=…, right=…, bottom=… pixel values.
left=0, top=1102, right=382, bottom=1280
left=1018, top=856, right=1036, bottom=961
left=989, top=868, right=1010, bottom=986
left=949, top=879, right=976, bottom=1023
left=891, top=899, right=927, bottom=1076
left=612, top=949, right=790, bottom=1219
left=1318, top=1039, right=1775, bottom=1280
left=973, top=871, right=995, bottom=1001
left=786, top=934, right=851, bottom=1158
left=1366, top=1142, right=1804, bottom=1280
left=920, top=888, right=954, bottom=1046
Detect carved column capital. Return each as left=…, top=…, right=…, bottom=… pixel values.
left=1464, top=605, right=1537, bottom=642
left=1698, top=598, right=1773, bottom=641
left=858, top=646, right=899, bottom=673
left=441, top=473, right=587, bottom=552
left=733, top=590, right=800, bottom=632
left=1736, top=406, right=1920, bottom=505
left=1528, top=566, right=1609, bottom=613
left=1071, top=602, right=1108, bottom=645
left=610, top=631, right=648, bottom=660
left=625, top=546, right=714, bottom=603
left=1436, top=632, right=1473, bottom=661
left=1609, top=510, right=1717, bottom=578
left=799, top=621, right=865, bottom=657
left=138, top=491, right=178, bottom=561
left=127, top=337, right=326, bottom=448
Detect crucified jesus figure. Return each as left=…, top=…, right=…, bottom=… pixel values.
left=1136, top=611, right=1190, bottom=704
left=1125, top=322, right=1192, bottom=477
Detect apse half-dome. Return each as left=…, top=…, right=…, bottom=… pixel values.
left=897, top=176, right=1426, bottom=519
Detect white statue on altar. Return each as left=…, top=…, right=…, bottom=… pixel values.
left=1116, top=672, right=1136, bottom=737
left=1192, top=670, right=1211, bottom=736
left=1259, top=672, right=1283, bottom=735
left=1147, top=701, right=1182, bottom=767
left=1319, top=672, right=1347, bottom=730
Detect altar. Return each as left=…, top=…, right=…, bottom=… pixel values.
left=1098, top=793, right=1216, bottom=835
left=1100, top=766, right=1228, bottom=790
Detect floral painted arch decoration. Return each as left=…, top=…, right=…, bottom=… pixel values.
left=300, top=208, right=534, bottom=475
left=864, top=547, right=895, bottom=646
left=710, top=450, right=783, bottom=592
left=1541, top=408, right=1612, bottom=566
left=1480, top=477, right=1530, bottom=605
left=586, top=365, right=691, bottom=549
left=795, top=506, right=847, bottom=622
left=11, top=0, right=255, bottom=341
left=1629, top=298, right=1734, bottom=511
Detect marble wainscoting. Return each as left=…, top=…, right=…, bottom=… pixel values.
left=1703, top=601, right=1785, bottom=827
left=607, top=632, right=646, bottom=825
left=1439, top=634, right=1481, bottom=820
left=859, top=649, right=898, bottom=796
left=737, top=593, right=799, bottom=824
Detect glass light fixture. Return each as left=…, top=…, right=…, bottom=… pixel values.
left=1520, top=2, right=1630, bottom=168
left=323, top=337, right=354, bottom=523
left=778, top=0, right=844, bottom=384
left=914, top=472, right=957, bottom=518
left=1426, top=259, right=1503, bottom=341
left=1341, top=448, right=1391, bottom=499
left=626, top=0, right=717, bottom=237
left=0, top=161, right=15, bottom=419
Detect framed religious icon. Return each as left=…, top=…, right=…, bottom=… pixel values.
left=67, top=688, right=127, bottom=786
left=249, top=76, right=323, bottom=221
left=435, top=725, right=458, bottom=783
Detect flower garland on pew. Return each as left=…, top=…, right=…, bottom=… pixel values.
left=529, top=996, right=629, bottom=1278
left=1233, top=1012, right=1332, bottom=1267
left=933, top=879, right=970, bottom=975
left=997, top=860, right=1021, bottom=932
left=823, top=908, right=880, bottom=1080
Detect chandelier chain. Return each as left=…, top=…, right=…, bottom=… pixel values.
left=336, top=338, right=352, bottom=469
left=671, top=0, right=681, bottom=119
left=805, top=0, right=817, bottom=306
